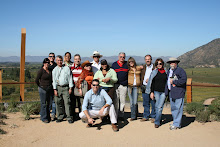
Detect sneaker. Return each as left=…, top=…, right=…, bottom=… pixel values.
left=68, top=120, right=74, bottom=124
left=56, top=119, right=63, bottom=123
left=170, top=125, right=179, bottom=130
left=112, top=124, right=119, bottom=132
left=140, top=118, right=149, bottom=122
left=151, top=118, right=155, bottom=123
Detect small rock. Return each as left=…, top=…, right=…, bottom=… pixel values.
left=203, top=98, right=216, bottom=106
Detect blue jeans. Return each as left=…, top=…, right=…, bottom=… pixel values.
left=154, top=91, right=166, bottom=125
left=49, top=91, right=56, bottom=116
left=170, top=97, right=184, bottom=128
left=128, top=87, right=138, bottom=119
left=38, top=87, right=51, bottom=121
left=142, top=93, right=156, bottom=119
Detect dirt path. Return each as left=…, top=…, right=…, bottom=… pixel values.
left=0, top=104, right=220, bottom=147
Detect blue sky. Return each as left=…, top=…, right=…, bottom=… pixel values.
left=0, top=0, right=219, bottom=57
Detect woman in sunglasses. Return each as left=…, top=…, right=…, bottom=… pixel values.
left=76, top=60, right=94, bottom=96
left=127, top=57, right=143, bottom=121
left=94, top=59, right=118, bottom=98
left=146, top=58, right=167, bottom=128
left=35, top=58, right=53, bottom=123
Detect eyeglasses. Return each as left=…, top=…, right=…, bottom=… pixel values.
left=92, top=84, right=99, bottom=86
left=120, top=56, right=125, bottom=59
left=129, top=61, right=134, bottom=63
left=93, top=56, right=100, bottom=58
left=157, top=63, right=163, bottom=65
left=49, top=56, right=55, bottom=58
left=85, top=65, right=91, bottom=67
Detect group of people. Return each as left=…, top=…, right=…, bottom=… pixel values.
left=35, top=51, right=187, bottom=132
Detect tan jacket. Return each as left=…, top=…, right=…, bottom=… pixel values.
left=128, top=66, right=142, bottom=87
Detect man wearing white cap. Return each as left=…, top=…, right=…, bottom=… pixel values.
left=165, top=57, right=187, bottom=130
left=91, top=51, right=103, bottom=74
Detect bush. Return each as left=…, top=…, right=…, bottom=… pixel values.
left=185, top=102, right=204, bottom=115
left=7, top=99, right=19, bottom=113
left=20, top=102, right=41, bottom=120
left=196, top=110, right=210, bottom=123
left=0, top=104, right=6, bottom=112
left=0, top=128, right=6, bottom=134
left=209, top=98, right=220, bottom=121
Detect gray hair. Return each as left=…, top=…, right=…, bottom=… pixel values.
left=118, top=52, right=126, bottom=57
left=56, top=55, right=63, bottom=61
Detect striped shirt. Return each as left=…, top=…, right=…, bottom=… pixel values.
left=70, top=63, right=82, bottom=84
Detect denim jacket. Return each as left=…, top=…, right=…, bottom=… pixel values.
left=145, top=69, right=168, bottom=94
left=145, top=69, right=158, bottom=94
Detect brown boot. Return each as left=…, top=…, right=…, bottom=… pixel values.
left=112, top=124, right=119, bottom=132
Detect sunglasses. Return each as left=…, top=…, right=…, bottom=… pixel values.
left=120, top=56, right=125, bottom=59
left=93, top=56, right=100, bottom=58
left=92, top=84, right=99, bottom=86
left=49, top=56, right=55, bottom=57
left=85, top=65, right=91, bottom=67
left=157, top=63, right=163, bottom=65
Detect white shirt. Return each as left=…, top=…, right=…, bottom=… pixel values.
left=143, top=64, right=153, bottom=85
left=91, top=60, right=101, bottom=74
left=133, top=72, right=136, bottom=86
left=168, top=69, right=174, bottom=90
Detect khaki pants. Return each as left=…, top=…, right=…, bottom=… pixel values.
left=114, top=84, right=128, bottom=118
left=55, top=86, right=73, bottom=121
left=79, top=104, right=117, bottom=124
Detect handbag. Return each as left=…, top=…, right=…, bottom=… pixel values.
left=74, top=80, right=88, bottom=97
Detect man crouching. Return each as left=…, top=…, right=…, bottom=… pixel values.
left=79, top=79, right=119, bottom=132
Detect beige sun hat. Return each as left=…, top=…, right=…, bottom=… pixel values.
left=91, top=51, right=103, bottom=58
left=166, top=57, right=180, bottom=63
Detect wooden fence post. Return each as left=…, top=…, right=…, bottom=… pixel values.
left=20, top=28, right=26, bottom=102
left=187, top=78, right=192, bottom=103
left=0, top=69, right=2, bottom=103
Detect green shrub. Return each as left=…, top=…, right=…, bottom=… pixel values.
left=0, top=113, right=7, bottom=119
left=185, top=102, right=204, bottom=114
left=7, top=99, right=19, bottom=113
left=0, top=120, right=6, bottom=125
left=0, top=104, right=6, bottom=112
left=20, top=102, right=41, bottom=120
left=0, top=128, right=6, bottom=134
left=208, top=98, right=220, bottom=121
left=196, top=110, right=210, bottom=123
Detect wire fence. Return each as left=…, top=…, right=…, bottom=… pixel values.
left=1, top=82, right=220, bottom=103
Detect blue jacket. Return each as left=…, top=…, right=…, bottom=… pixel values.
left=145, top=69, right=158, bottom=94
left=146, top=69, right=167, bottom=94
left=165, top=66, right=187, bottom=99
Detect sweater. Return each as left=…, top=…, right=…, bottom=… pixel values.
left=94, top=68, right=118, bottom=87
left=112, top=61, right=128, bottom=86
left=76, top=69, right=94, bottom=89
left=151, top=72, right=167, bottom=92
left=35, top=68, right=52, bottom=89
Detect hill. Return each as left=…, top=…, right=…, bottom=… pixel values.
left=0, top=55, right=171, bottom=64
left=178, top=38, right=220, bottom=68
